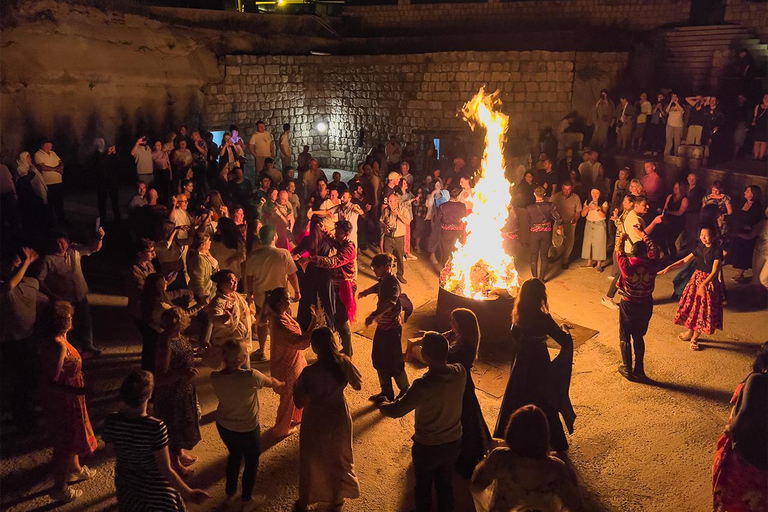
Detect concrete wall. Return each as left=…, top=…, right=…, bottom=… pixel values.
left=725, top=0, right=768, bottom=41
left=343, top=0, right=691, bottom=33
left=204, top=51, right=628, bottom=170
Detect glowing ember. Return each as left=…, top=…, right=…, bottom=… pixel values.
left=440, top=88, right=520, bottom=300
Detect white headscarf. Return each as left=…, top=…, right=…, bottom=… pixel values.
left=16, top=151, right=48, bottom=204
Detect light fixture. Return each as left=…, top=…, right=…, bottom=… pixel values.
left=316, top=121, right=328, bottom=134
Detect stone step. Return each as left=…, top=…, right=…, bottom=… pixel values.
left=668, top=24, right=745, bottom=32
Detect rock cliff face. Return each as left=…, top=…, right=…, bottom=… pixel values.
left=0, top=0, right=336, bottom=172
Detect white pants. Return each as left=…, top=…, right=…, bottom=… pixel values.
left=753, top=247, right=768, bottom=289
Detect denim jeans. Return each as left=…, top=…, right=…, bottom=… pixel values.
left=216, top=423, right=261, bottom=501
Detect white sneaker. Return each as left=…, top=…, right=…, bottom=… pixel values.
left=68, top=465, right=97, bottom=483
left=601, top=297, right=619, bottom=310
left=49, top=486, right=82, bottom=503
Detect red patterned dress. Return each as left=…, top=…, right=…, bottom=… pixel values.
left=48, top=340, right=98, bottom=457
left=673, top=244, right=724, bottom=334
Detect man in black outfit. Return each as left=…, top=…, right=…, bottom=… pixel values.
left=434, top=188, right=467, bottom=266
left=557, top=147, right=579, bottom=184
left=527, top=186, right=562, bottom=281
left=536, top=158, right=558, bottom=198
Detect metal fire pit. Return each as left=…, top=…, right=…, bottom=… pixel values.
left=436, top=286, right=514, bottom=362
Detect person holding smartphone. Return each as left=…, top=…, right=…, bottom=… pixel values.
left=131, top=135, right=153, bottom=186
left=665, top=93, right=685, bottom=156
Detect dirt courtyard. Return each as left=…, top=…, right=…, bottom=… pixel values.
left=1, top=190, right=766, bottom=512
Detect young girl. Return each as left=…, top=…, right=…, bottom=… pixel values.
left=659, top=227, right=724, bottom=350
left=210, top=340, right=283, bottom=509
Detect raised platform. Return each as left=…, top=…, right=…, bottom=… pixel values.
left=605, top=150, right=767, bottom=197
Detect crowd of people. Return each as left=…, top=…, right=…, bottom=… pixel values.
left=0, top=106, right=766, bottom=512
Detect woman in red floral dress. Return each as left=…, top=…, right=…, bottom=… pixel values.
left=44, top=302, right=98, bottom=503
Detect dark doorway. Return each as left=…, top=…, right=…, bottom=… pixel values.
left=689, top=0, right=727, bottom=25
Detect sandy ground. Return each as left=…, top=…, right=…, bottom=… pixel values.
left=1, top=185, right=766, bottom=512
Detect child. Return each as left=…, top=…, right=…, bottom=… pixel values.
left=359, top=253, right=409, bottom=401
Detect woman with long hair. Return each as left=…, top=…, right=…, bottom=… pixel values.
left=211, top=217, right=246, bottom=281
left=205, top=270, right=253, bottom=370
left=659, top=227, right=724, bottom=350
left=43, top=302, right=98, bottom=503
left=751, top=94, right=768, bottom=160
left=187, top=232, right=219, bottom=305
left=445, top=308, right=492, bottom=479
left=702, top=181, right=733, bottom=237
left=712, top=342, right=767, bottom=511
left=104, top=370, right=210, bottom=510
left=729, top=185, right=764, bottom=282
left=659, top=181, right=689, bottom=259
left=265, top=287, right=320, bottom=438
left=494, top=279, right=575, bottom=452
left=293, top=327, right=362, bottom=512
left=472, top=405, right=582, bottom=512
left=153, top=307, right=201, bottom=477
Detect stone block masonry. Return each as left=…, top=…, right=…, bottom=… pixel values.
left=205, top=51, right=628, bottom=170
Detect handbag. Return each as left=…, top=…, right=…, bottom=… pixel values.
left=552, top=227, right=564, bottom=248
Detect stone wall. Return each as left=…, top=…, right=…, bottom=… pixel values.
left=204, top=51, right=628, bottom=170
left=343, top=0, right=691, bottom=33
left=725, top=0, right=768, bottom=41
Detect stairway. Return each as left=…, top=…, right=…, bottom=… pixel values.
left=653, top=24, right=768, bottom=94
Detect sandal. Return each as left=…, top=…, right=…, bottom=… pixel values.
left=690, top=341, right=701, bottom=351
left=179, top=453, right=197, bottom=467
left=678, top=332, right=692, bottom=341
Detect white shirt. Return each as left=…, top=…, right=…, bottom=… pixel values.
left=279, top=132, right=291, bottom=158
left=169, top=208, right=192, bottom=239
left=34, top=149, right=63, bottom=185
left=385, top=141, right=402, bottom=164
left=245, top=245, right=297, bottom=306
left=134, top=145, right=153, bottom=175
left=249, top=131, right=273, bottom=157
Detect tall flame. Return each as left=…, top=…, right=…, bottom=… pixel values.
left=440, top=88, right=520, bottom=300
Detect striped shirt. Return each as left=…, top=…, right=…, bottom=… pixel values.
left=103, top=413, right=186, bottom=511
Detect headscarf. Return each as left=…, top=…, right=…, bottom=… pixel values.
left=16, top=151, right=48, bottom=204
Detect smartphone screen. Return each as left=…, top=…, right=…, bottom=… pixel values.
left=95, top=217, right=101, bottom=233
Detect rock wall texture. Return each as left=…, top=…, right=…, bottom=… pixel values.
left=725, top=0, right=768, bottom=41
left=343, top=0, right=691, bottom=33
left=205, top=51, right=628, bottom=170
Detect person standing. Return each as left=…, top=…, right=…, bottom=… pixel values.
left=1, top=247, right=43, bottom=428
left=536, top=158, right=558, bottom=198
left=131, top=135, right=154, bottom=186
left=359, top=253, right=409, bottom=402
left=712, top=343, right=768, bottom=512
left=751, top=94, right=768, bottom=161
left=38, top=229, right=105, bottom=357
left=103, top=370, right=210, bottom=511
left=210, top=340, right=283, bottom=509
left=640, top=161, right=663, bottom=219
left=264, top=288, right=319, bottom=438
left=293, top=327, right=363, bottom=512
left=43, top=302, right=98, bottom=503
left=248, top=121, right=274, bottom=180
left=580, top=188, right=608, bottom=272
left=385, top=135, right=402, bottom=171
left=443, top=308, right=491, bottom=480
left=646, top=92, right=667, bottom=155
left=34, top=137, right=66, bottom=225
left=434, top=188, right=468, bottom=267
left=592, top=89, right=615, bottom=149
left=153, top=307, right=201, bottom=477
left=659, top=227, right=724, bottom=351
left=615, top=232, right=660, bottom=381
left=683, top=172, right=706, bottom=253
left=313, top=220, right=358, bottom=357
left=279, top=123, right=292, bottom=169
left=665, top=93, right=685, bottom=156
left=615, top=94, right=636, bottom=152
left=379, top=332, right=466, bottom=512
left=551, top=181, right=581, bottom=269
left=632, top=92, right=652, bottom=151
left=685, top=96, right=708, bottom=145
left=94, top=140, right=121, bottom=222
left=380, top=193, right=409, bottom=284
left=495, top=279, right=574, bottom=453
left=526, top=187, right=562, bottom=282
